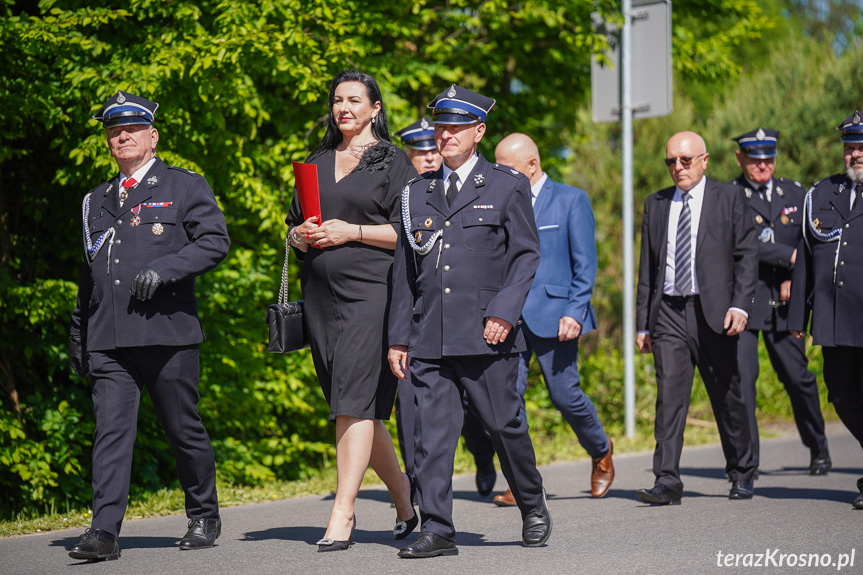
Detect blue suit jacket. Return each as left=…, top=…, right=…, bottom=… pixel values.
left=521, top=177, right=597, bottom=338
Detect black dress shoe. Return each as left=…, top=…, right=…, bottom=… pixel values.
left=394, top=475, right=419, bottom=540
left=729, top=480, right=754, bottom=500
left=522, top=489, right=552, bottom=547
left=398, top=531, right=458, bottom=558
left=68, top=528, right=120, bottom=561
left=809, top=447, right=832, bottom=475
left=179, top=517, right=221, bottom=550
left=854, top=477, right=863, bottom=510
left=317, top=515, right=356, bottom=552
left=475, top=459, right=497, bottom=497
left=636, top=484, right=681, bottom=505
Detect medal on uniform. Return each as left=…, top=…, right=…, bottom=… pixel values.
left=152, top=222, right=164, bottom=235
left=414, top=231, right=422, bottom=242
left=781, top=214, right=789, bottom=225
left=755, top=215, right=763, bottom=224
left=424, top=217, right=432, bottom=228
left=130, top=204, right=141, bottom=227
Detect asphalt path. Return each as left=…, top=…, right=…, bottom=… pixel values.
left=2, top=424, right=860, bottom=575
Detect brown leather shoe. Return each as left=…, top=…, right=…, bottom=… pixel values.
left=493, top=488, right=517, bottom=507
left=591, top=438, right=614, bottom=498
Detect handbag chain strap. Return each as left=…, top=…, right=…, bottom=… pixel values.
left=278, top=233, right=290, bottom=305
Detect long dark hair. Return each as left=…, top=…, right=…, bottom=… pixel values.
left=314, top=70, right=391, bottom=154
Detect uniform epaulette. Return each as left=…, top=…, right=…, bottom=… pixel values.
left=492, top=163, right=523, bottom=179
left=88, top=180, right=113, bottom=199
left=168, top=165, right=197, bottom=175
left=778, top=177, right=803, bottom=188
left=407, top=172, right=433, bottom=187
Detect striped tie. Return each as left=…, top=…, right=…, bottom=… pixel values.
left=674, top=191, right=692, bottom=295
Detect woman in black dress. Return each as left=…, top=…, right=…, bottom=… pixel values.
left=286, top=70, right=418, bottom=551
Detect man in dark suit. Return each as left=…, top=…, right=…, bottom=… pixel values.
left=790, top=111, right=863, bottom=510
left=67, top=91, right=230, bottom=561
left=388, top=85, right=551, bottom=558
left=393, top=117, right=497, bottom=498
left=729, top=128, right=829, bottom=478
left=489, top=133, right=613, bottom=507
left=635, top=131, right=758, bottom=505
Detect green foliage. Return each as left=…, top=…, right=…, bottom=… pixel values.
left=0, top=0, right=620, bottom=519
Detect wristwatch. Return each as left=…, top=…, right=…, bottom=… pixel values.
left=290, top=227, right=301, bottom=244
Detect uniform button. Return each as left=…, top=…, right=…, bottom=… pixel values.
left=113, top=279, right=120, bottom=286
left=770, top=223, right=774, bottom=228
left=115, top=239, right=122, bottom=245
left=445, top=221, right=451, bottom=227
left=517, top=320, right=523, bottom=325
left=839, top=281, right=844, bottom=287
left=478, top=217, right=484, bottom=222
left=840, top=261, right=845, bottom=267
left=114, top=259, right=119, bottom=264
left=843, top=241, right=848, bottom=247
left=116, top=219, right=122, bottom=225
left=444, top=288, right=451, bottom=295
left=845, top=223, right=850, bottom=229
left=443, top=265, right=450, bottom=271
left=444, top=243, right=450, bottom=249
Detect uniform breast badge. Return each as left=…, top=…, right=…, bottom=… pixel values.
left=130, top=204, right=141, bottom=227
left=414, top=231, right=423, bottom=243
left=424, top=217, right=433, bottom=228
left=755, top=215, right=763, bottom=224
left=152, top=222, right=164, bottom=235
left=780, top=214, right=790, bottom=225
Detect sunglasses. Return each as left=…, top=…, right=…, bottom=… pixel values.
left=664, top=153, right=705, bottom=167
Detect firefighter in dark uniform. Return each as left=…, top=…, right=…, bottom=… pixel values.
left=729, top=128, right=829, bottom=478
left=393, top=117, right=497, bottom=497
left=388, top=85, right=551, bottom=558
left=67, top=91, right=230, bottom=561
left=790, top=111, right=863, bottom=510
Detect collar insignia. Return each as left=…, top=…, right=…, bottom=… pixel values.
left=473, top=173, right=485, bottom=186
left=147, top=175, right=158, bottom=185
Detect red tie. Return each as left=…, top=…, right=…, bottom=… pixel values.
left=120, top=177, right=137, bottom=203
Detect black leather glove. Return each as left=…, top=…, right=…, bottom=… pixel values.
left=131, top=266, right=163, bottom=301
left=68, top=333, right=88, bottom=378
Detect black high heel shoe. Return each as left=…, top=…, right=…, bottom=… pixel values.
left=316, top=514, right=356, bottom=552
left=393, top=474, right=419, bottom=540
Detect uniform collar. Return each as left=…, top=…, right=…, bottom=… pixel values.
left=442, top=152, right=480, bottom=187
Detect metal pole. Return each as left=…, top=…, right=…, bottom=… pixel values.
left=621, top=0, right=636, bottom=439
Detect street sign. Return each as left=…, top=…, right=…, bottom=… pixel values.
left=591, top=0, right=672, bottom=124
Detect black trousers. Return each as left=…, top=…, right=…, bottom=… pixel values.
left=651, top=296, right=755, bottom=495
left=395, top=375, right=495, bottom=477
left=89, top=346, right=219, bottom=536
left=821, top=346, right=863, bottom=449
left=411, top=355, right=543, bottom=542
left=738, top=329, right=827, bottom=466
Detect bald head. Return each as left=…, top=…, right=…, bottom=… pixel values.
left=665, top=131, right=709, bottom=191
left=494, top=133, right=543, bottom=186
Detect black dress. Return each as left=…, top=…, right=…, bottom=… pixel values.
left=287, top=143, right=416, bottom=421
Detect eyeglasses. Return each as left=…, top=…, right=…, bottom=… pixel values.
left=664, top=153, right=705, bottom=167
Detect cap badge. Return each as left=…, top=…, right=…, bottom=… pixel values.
left=147, top=175, right=158, bottom=185
left=420, top=118, right=430, bottom=130
left=424, top=217, right=433, bottom=228
left=116, top=91, right=126, bottom=104
left=447, top=85, right=457, bottom=98
left=854, top=111, right=861, bottom=125
left=152, top=222, right=164, bottom=235
left=473, top=173, right=485, bottom=186
left=756, top=128, right=766, bottom=140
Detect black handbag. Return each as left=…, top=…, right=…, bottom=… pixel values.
left=266, top=233, right=309, bottom=353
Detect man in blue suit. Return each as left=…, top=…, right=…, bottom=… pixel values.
left=491, top=133, right=614, bottom=505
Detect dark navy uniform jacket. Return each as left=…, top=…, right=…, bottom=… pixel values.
left=70, top=157, right=230, bottom=351
left=729, top=176, right=804, bottom=332
left=790, top=174, right=863, bottom=347
left=389, top=154, right=540, bottom=359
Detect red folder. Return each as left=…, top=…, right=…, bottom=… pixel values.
left=292, top=161, right=322, bottom=223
